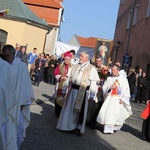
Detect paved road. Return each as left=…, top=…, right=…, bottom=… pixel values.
left=20, top=82, right=150, bottom=150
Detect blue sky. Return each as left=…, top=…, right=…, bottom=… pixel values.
left=59, top=0, right=120, bottom=43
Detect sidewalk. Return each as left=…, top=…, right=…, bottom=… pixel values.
left=32, top=82, right=55, bottom=105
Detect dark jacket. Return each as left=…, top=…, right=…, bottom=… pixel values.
left=128, top=72, right=136, bottom=94
left=48, top=59, right=59, bottom=75
left=34, top=58, right=45, bottom=73
left=20, top=52, right=28, bottom=65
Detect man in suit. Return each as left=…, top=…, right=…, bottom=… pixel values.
left=15, top=43, right=22, bottom=58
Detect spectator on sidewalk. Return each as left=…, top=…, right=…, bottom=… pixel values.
left=135, top=68, right=143, bottom=103
left=15, top=43, right=21, bottom=57
left=127, top=68, right=136, bottom=101
left=27, top=47, right=37, bottom=73
left=20, top=46, right=28, bottom=65
left=48, top=55, right=59, bottom=85
left=34, top=53, right=45, bottom=86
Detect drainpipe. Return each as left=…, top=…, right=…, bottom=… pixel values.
left=125, top=0, right=136, bottom=54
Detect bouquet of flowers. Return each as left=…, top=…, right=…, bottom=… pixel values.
left=98, top=67, right=110, bottom=80
left=97, top=66, right=110, bottom=90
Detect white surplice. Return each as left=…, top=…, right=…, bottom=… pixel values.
left=97, top=75, right=132, bottom=133
left=0, top=58, right=18, bottom=150
left=53, top=62, right=73, bottom=98
left=57, top=62, right=99, bottom=133
left=10, top=57, right=34, bottom=146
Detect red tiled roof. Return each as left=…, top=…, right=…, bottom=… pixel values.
left=26, top=4, right=59, bottom=25
left=22, top=0, right=62, bottom=8
left=77, top=36, right=97, bottom=48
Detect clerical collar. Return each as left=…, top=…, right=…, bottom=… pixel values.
left=96, top=65, right=101, bottom=68
left=111, top=74, right=119, bottom=77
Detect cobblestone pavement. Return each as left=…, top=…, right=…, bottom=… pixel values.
left=20, top=82, right=150, bottom=150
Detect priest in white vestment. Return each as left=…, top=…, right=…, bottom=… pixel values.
left=57, top=51, right=99, bottom=135
left=97, top=64, right=132, bottom=134
left=2, top=45, right=34, bottom=147
left=0, top=57, right=18, bottom=150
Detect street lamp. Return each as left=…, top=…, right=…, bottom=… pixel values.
left=115, top=41, right=121, bottom=62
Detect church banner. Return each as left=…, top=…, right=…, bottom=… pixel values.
left=94, top=39, right=113, bottom=66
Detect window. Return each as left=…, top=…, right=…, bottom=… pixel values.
left=146, top=0, right=150, bottom=18
left=132, top=4, right=139, bottom=26
left=0, top=29, right=7, bottom=49
left=127, top=9, right=133, bottom=29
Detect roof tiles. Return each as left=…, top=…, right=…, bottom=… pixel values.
left=26, top=5, right=59, bottom=25
left=77, top=36, right=97, bottom=48
left=23, top=0, right=63, bottom=26
left=22, top=0, right=62, bottom=8
left=0, top=0, right=48, bottom=27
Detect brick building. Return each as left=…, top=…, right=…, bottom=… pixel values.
left=112, top=0, right=150, bottom=77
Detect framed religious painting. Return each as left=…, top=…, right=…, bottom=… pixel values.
left=94, top=39, right=113, bottom=66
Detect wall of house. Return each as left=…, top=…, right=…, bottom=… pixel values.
left=68, top=35, right=80, bottom=47
left=0, top=18, right=48, bottom=54
left=113, top=0, right=150, bottom=74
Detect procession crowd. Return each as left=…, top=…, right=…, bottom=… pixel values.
left=0, top=43, right=150, bottom=150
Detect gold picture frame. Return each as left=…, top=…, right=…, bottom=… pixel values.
left=94, top=39, right=113, bottom=66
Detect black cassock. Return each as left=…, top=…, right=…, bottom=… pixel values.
left=142, top=115, right=150, bottom=141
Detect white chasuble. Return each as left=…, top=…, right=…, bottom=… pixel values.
left=10, top=57, right=34, bottom=146
left=97, top=76, right=132, bottom=127
left=0, top=58, right=18, bottom=150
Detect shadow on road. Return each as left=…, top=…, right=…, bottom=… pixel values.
left=121, top=124, right=142, bottom=140
left=20, top=99, right=117, bottom=150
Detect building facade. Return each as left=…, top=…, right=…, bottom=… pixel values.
left=69, top=34, right=113, bottom=62
left=0, top=0, right=50, bottom=54
left=23, top=0, right=64, bottom=55
left=112, top=0, right=150, bottom=77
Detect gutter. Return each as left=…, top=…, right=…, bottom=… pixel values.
left=4, top=15, right=52, bottom=30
